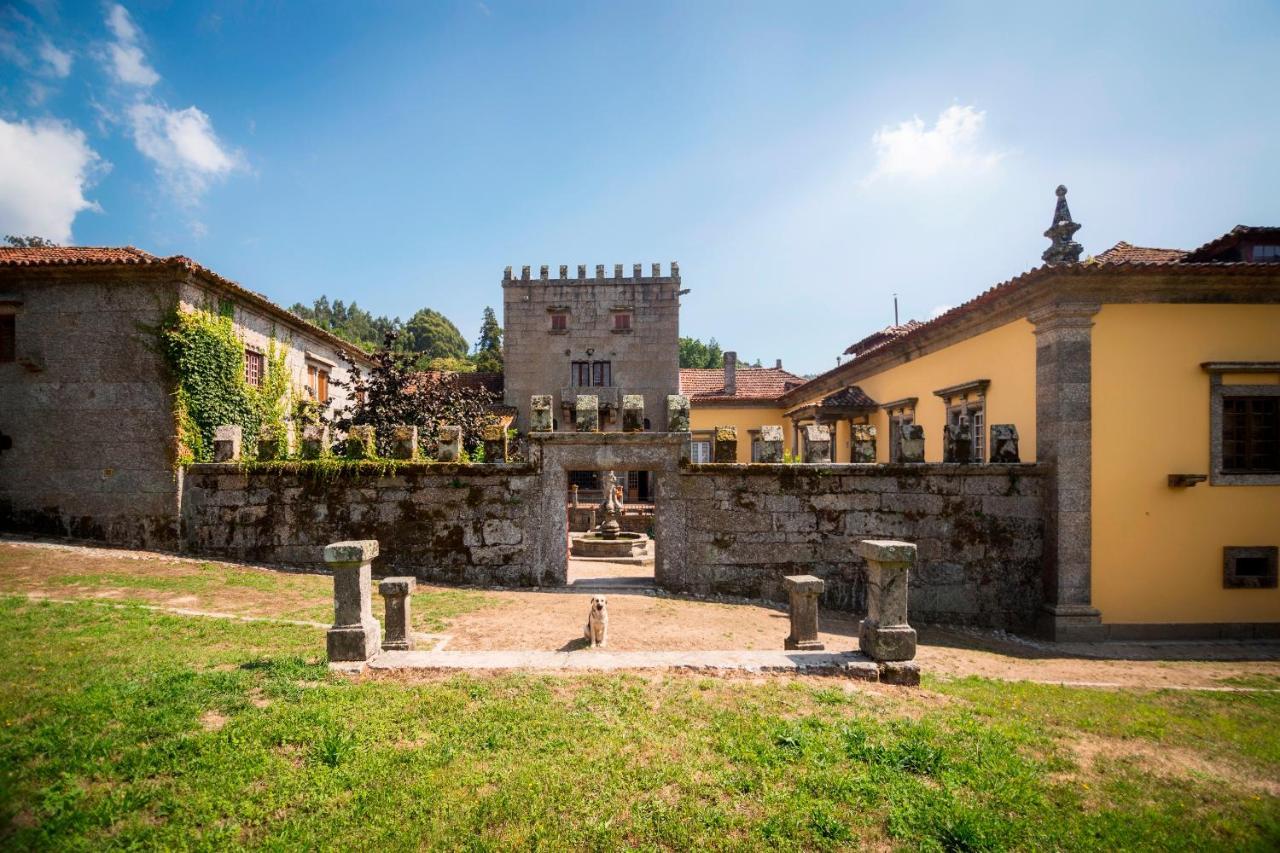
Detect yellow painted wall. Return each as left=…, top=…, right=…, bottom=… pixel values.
left=1092, top=304, right=1280, bottom=624
left=794, top=319, right=1039, bottom=463
left=689, top=405, right=791, bottom=462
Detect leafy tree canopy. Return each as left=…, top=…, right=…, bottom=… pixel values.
left=4, top=235, right=58, bottom=247
left=405, top=308, right=468, bottom=362
left=288, top=297, right=398, bottom=353
left=679, top=337, right=763, bottom=369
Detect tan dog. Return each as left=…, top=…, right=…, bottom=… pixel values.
left=584, top=595, right=609, bottom=648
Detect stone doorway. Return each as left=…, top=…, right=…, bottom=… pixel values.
left=527, top=432, right=687, bottom=588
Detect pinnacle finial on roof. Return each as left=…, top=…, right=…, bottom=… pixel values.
left=1042, top=184, right=1083, bottom=264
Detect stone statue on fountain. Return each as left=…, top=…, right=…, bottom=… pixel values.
left=596, top=470, right=623, bottom=540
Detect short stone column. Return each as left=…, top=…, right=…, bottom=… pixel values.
left=575, top=395, right=599, bottom=432
left=387, top=425, right=419, bottom=460
left=436, top=424, right=462, bottom=462
left=858, top=540, right=916, bottom=662
left=378, top=576, right=416, bottom=651
left=325, top=540, right=382, bottom=662
left=300, top=424, right=329, bottom=459
left=622, top=394, right=645, bottom=432
left=757, top=425, right=784, bottom=462
left=213, top=425, right=242, bottom=462
left=344, top=425, right=377, bottom=459
left=713, top=426, right=737, bottom=462
left=851, top=424, right=877, bottom=463
left=666, top=394, right=690, bottom=432
left=570, top=484, right=579, bottom=508
left=803, top=424, right=831, bottom=462
left=481, top=423, right=508, bottom=462
left=530, top=395, right=554, bottom=432
left=898, top=425, right=925, bottom=463
left=783, top=574, right=825, bottom=650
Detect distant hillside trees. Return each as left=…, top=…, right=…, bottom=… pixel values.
left=679, top=337, right=761, bottom=369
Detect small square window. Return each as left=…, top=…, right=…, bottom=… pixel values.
left=245, top=349, right=264, bottom=387
left=613, top=313, right=631, bottom=331
left=1223, top=546, right=1278, bottom=589
left=550, top=313, right=567, bottom=331
left=690, top=440, right=711, bottom=463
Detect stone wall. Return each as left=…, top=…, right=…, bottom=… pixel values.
left=180, top=463, right=546, bottom=585
left=672, top=463, right=1047, bottom=631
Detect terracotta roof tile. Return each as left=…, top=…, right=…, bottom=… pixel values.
left=680, top=366, right=808, bottom=402
left=1093, top=241, right=1186, bottom=264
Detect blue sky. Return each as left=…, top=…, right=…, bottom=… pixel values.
left=2, top=1, right=1277, bottom=373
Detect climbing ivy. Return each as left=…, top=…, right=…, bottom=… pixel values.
left=161, top=301, right=290, bottom=463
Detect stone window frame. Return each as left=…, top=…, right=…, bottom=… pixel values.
left=1223, top=546, right=1278, bottom=589
left=244, top=347, right=265, bottom=388
left=547, top=305, right=570, bottom=334
left=1203, top=363, right=1280, bottom=485
left=934, top=379, right=989, bottom=463
left=689, top=432, right=713, bottom=464
left=881, top=397, right=917, bottom=463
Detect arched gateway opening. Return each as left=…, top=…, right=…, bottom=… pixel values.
left=526, top=432, right=688, bottom=588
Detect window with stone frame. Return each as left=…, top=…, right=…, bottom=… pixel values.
left=0, top=313, right=14, bottom=363
left=1223, top=546, right=1278, bottom=589
left=613, top=312, right=632, bottom=331
left=592, top=360, right=612, bottom=387
left=571, top=361, right=591, bottom=386
left=1222, top=396, right=1279, bottom=473
left=888, top=409, right=914, bottom=462
left=690, top=439, right=712, bottom=464
left=947, top=400, right=986, bottom=462
left=244, top=349, right=264, bottom=388
left=307, top=365, right=331, bottom=403
left=550, top=312, right=568, bottom=331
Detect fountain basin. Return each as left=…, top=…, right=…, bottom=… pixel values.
left=571, top=531, right=648, bottom=559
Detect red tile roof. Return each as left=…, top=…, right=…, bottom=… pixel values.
left=1184, top=225, right=1280, bottom=261
left=843, top=320, right=925, bottom=357
left=680, top=366, right=808, bottom=402
left=0, top=245, right=372, bottom=362
left=1093, top=241, right=1186, bottom=264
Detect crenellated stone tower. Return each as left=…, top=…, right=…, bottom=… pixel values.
left=502, top=263, right=683, bottom=432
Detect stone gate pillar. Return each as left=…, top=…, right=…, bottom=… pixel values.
left=1030, top=303, right=1104, bottom=641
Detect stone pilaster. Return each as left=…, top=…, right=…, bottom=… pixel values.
left=1030, top=303, right=1104, bottom=641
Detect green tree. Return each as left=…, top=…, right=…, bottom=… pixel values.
left=473, top=306, right=503, bottom=373
left=679, top=336, right=726, bottom=369
left=4, top=235, right=58, bottom=247
left=405, top=308, right=468, bottom=363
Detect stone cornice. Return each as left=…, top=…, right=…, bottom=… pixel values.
left=932, top=379, right=990, bottom=400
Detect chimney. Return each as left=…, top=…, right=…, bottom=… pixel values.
left=775, top=358, right=782, bottom=370
left=724, top=351, right=737, bottom=396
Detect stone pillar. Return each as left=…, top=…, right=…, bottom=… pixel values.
left=666, top=395, right=690, bottom=432
left=213, top=425, right=242, bottom=462
left=571, top=484, right=579, bottom=508
left=530, top=395, right=553, bottom=432
left=300, top=424, right=329, bottom=459
left=622, top=394, right=645, bottom=432
left=991, top=424, right=1020, bottom=463
left=757, top=425, right=784, bottom=463
left=325, top=540, right=381, bottom=662
left=344, top=425, right=377, bottom=459
left=783, top=574, right=825, bottom=650
left=851, top=424, right=877, bottom=463
left=1030, top=303, right=1103, bottom=640
left=713, top=426, right=737, bottom=463
left=481, top=423, right=508, bottom=462
left=858, top=539, right=916, bottom=661
left=387, top=425, right=419, bottom=460
left=378, top=576, right=416, bottom=651
left=436, top=424, right=462, bottom=462
left=575, top=394, right=599, bottom=432
left=898, top=424, right=925, bottom=463
left=802, top=424, right=831, bottom=462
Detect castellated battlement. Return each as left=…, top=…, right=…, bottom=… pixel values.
left=503, top=262, right=680, bottom=284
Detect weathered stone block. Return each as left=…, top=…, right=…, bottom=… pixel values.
left=387, top=425, right=419, bottom=460
left=575, top=395, right=599, bottom=432
left=757, top=425, right=784, bottom=462
left=990, top=424, right=1020, bottom=463
left=345, top=425, right=377, bottom=460
left=851, top=424, right=877, bottom=463
left=300, top=424, right=329, bottom=459
left=325, top=539, right=381, bottom=662
left=666, top=395, right=690, bottom=432
left=898, top=424, right=925, bottom=463
left=859, top=538, right=916, bottom=662
left=256, top=426, right=286, bottom=461
left=436, top=425, right=462, bottom=462
left=481, top=423, right=508, bottom=462
left=378, top=576, right=416, bottom=651
left=213, top=425, right=242, bottom=462
left=713, top=426, right=737, bottom=463
left=783, top=574, right=825, bottom=650
left=530, top=395, right=553, bottom=432
left=877, top=661, right=921, bottom=687
left=943, top=422, right=972, bottom=464
left=802, top=424, right=831, bottom=463
left=622, top=394, right=645, bottom=432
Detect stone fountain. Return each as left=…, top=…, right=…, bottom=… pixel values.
left=569, top=471, right=650, bottom=559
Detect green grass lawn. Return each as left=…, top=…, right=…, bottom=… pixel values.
left=1, top=596, right=1277, bottom=850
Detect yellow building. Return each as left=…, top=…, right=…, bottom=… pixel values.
left=777, top=219, right=1280, bottom=640
left=681, top=354, right=807, bottom=463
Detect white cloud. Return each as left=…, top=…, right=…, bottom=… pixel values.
left=929, top=304, right=953, bottom=319
left=0, top=117, right=104, bottom=243
left=38, top=39, right=71, bottom=77
left=102, top=3, right=157, bottom=86
left=128, top=102, right=241, bottom=200
left=865, top=104, right=1004, bottom=183
left=105, top=3, right=141, bottom=43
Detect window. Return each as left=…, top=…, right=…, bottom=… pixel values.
left=307, top=365, right=331, bottom=402
left=1223, top=546, right=1278, bottom=589
left=571, top=361, right=591, bottom=386
left=0, top=314, right=14, bottom=363
left=550, top=312, right=568, bottom=331
left=948, top=401, right=986, bottom=462
left=613, top=312, right=632, bottom=331
left=690, top=440, right=711, bottom=463
left=592, top=360, right=611, bottom=387
left=888, top=412, right=914, bottom=462
left=1223, top=397, right=1279, bottom=472
left=245, top=349, right=264, bottom=387
left=317, top=369, right=329, bottom=403
left=1252, top=245, right=1280, bottom=262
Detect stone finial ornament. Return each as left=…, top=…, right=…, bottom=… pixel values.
left=898, top=424, right=925, bottom=463
left=990, top=424, right=1020, bottom=463
left=213, top=425, right=242, bottom=462
left=387, top=425, right=419, bottom=459
left=300, top=424, right=329, bottom=460
left=713, top=426, right=738, bottom=462
left=942, top=420, right=972, bottom=464
left=436, top=425, right=462, bottom=462
left=802, top=423, right=831, bottom=463
left=757, top=425, right=784, bottom=463
left=622, top=394, right=645, bottom=432
left=575, top=395, right=600, bottom=432
left=481, top=423, right=508, bottom=462
left=1042, top=185, right=1083, bottom=264
left=344, top=425, right=377, bottom=460
left=851, top=424, right=877, bottom=464
left=530, top=395, right=553, bottom=432
left=666, top=395, right=690, bottom=432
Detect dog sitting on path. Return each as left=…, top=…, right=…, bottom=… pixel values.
left=584, top=595, right=609, bottom=649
